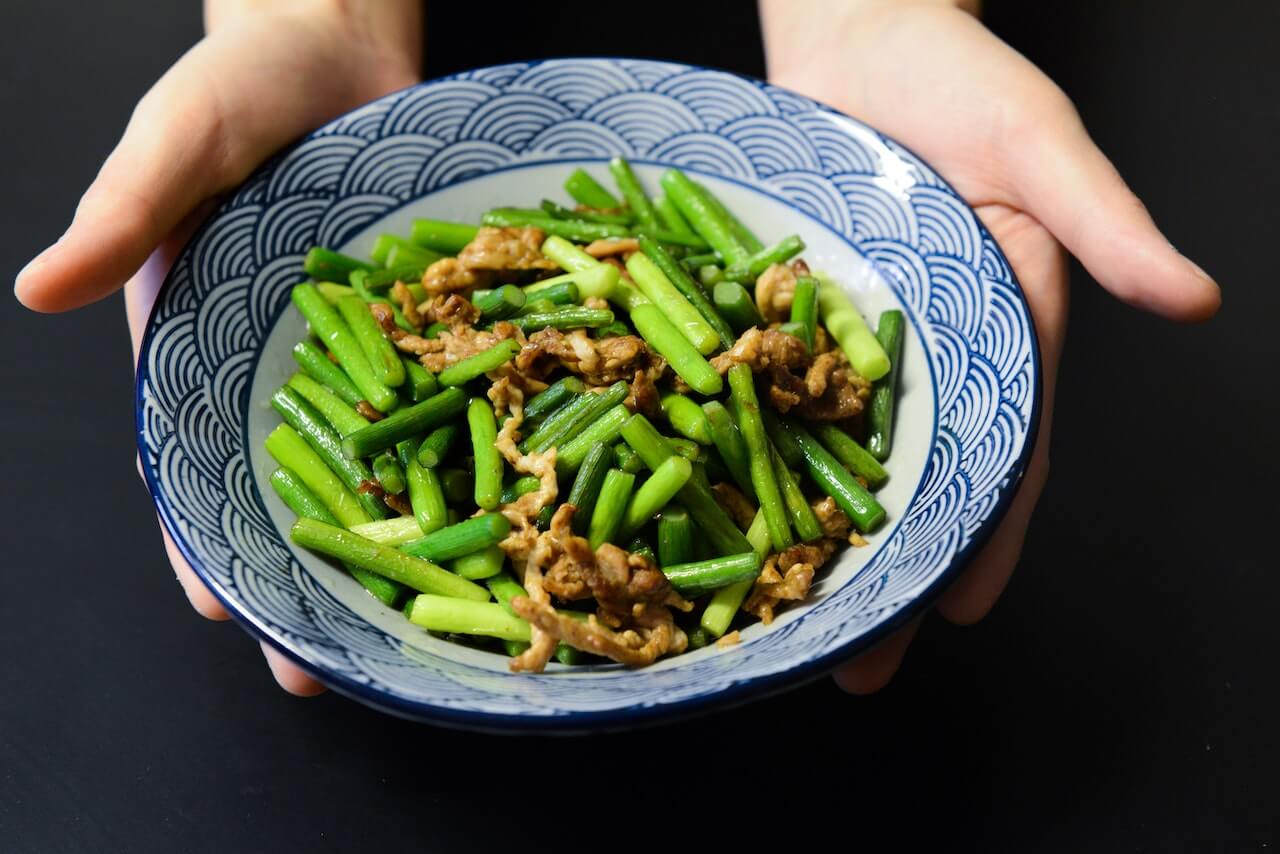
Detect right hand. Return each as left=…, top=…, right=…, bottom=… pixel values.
left=14, top=0, right=423, bottom=695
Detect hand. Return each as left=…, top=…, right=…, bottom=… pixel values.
left=759, top=0, right=1220, bottom=692
left=14, top=0, right=422, bottom=696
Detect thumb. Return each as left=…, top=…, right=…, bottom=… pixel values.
left=1011, top=96, right=1221, bottom=321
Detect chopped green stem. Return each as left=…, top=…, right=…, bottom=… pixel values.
left=269, top=468, right=405, bottom=607
left=565, top=443, right=612, bottom=534
left=349, top=516, right=423, bottom=546
left=727, top=365, right=792, bottom=552
left=410, top=219, right=478, bottom=254
left=814, top=273, right=890, bottom=381
left=272, top=387, right=385, bottom=520
left=700, top=511, right=771, bottom=636
left=636, top=234, right=735, bottom=347
left=595, top=321, right=631, bottom=339
left=371, top=233, right=439, bottom=268
left=292, top=284, right=398, bottom=412
left=472, top=284, right=527, bottom=320
left=723, top=235, right=806, bottom=282
left=398, top=438, right=448, bottom=535
left=659, top=169, right=750, bottom=267
left=681, top=252, right=723, bottom=269
left=778, top=417, right=886, bottom=532
left=439, top=468, right=474, bottom=508
left=713, top=281, right=765, bottom=333
left=630, top=304, right=723, bottom=395
left=618, top=456, right=692, bottom=541
left=407, top=595, right=531, bottom=641
left=699, top=265, right=725, bottom=289
left=400, top=513, right=511, bottom=562
left=663, top=552, right=762, bottom=597
left=482, top=208, right=629, bottom=242
left=423, top=321, right=448, bottom=339
left=761, top=409, right=804, bottom=468
left=437, top=339, right=520, bottom=387
left=512, top=307, right=615, bottom=333
left=416, top=423, right=460, bottom=468
left=450, top=545, right=507, bottom=581
left=341, top=386, right=467, bottom=459
left=265, top=424, right=370, bottom=527
left=555, top=404, right=631, bottom=475
left=771, top=445, right=823, bottom=542
left=401, top=357, right=438, bottom=402
left=867, top=309, right=906, bottom=461
left=373, top=452, right=407, bottom=495
left=620, top=414, right=752, bottom=556
left=564, top=168, right=621, bottom=209
left=693, top=180, right=763, bottom=253
left=702, top=400, right=756, bottom=500
left=467, top=397, right=502, bottom=511
left=286, top=373, right=369, bottom=437
left=335, top=294, right=405, bottom=387
left=812, top=423, right=889, bottom=489
left=304, top=246, right=373, bottom=283
left=626, top=252, right=721, bottom=354
left=669, top=437, right=701, bottom=462
left=528, top=381, right=627, bottom=455
left=607, top=156, right=658, bottom=230
left=613, top=442, right=645, bottom=474
left=523, top=377, right=585, bottom=425
left=363, top=262, right=430, bottom=294
left=789, top=276, right=818, bottom=352
left=588, top=468, right=636, bottom=549
left=316, top=282, right=355, bottom=303
left=652, top=194, right=695, bottom=239
left=660, top=393, right=713, bottom=445
left=657, top=505, right=694, bottom=567
left=519, top=280, right=579, bottom=307
left=291, top=518, right=489, bottom=600
left=519, top=393, right=589, bottom=453
left=541, top=198, right=634, bottom=225
left=500, top=476, right=541, bottom=504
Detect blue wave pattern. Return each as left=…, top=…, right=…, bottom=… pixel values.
left=138, top=59, right=1035, bottom=723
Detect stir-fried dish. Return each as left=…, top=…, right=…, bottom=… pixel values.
left=266, top=158, right=905, bottom=673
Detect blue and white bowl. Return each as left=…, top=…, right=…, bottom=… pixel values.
left=136, top=58, right=1040, bottom=731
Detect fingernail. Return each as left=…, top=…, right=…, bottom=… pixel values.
left=1184, top=256, right=1215, bottom=284
left=13, top=252, right=46, bottom=298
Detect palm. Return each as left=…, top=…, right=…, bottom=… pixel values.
left=762, top=2, right=1215, bottom=690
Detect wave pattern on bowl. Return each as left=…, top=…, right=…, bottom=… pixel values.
left=137, top=58, right=1036, bottom=725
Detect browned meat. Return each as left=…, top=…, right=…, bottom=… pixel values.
left=396, top=321, right=520, bottom=373
left=744, top=539, right=837, bottom=624
left=516, top=328, right=663, bottom=387
left=421, top=257, right=492, bottom=296
left=508, top=530, right=559, bottom=673
left=384, top=493, right=413, bottom=517
left=457, top=226, right=555, bottom=271
left=356, top=479, right=411, bottom=516
left=710, top=327, right=808, bottom=375
left=715, top=630, right=742, bottom=648
left=713, top=327, right=871, bottom=421
left=626, top=366, right=662, bottom=418
left=390, top=281, right=423, bottom=329
left=355, top=401, right=384, bottom=421
left=426, top=293, right=481, bottom=327
left=368, top=302, right=398, bottom=335
left=812, top=496, right=852, bottom=540
left=590, top=544, right=690, bottom=616
left=754, top=262, right=797, bottom=323
left=583, top=237, right=640, bottom=258
left=511, top=597, right=687, bottom=667
left=712, top=482, right=757, bottom=532
left=583, top=295, right=610, bottom=311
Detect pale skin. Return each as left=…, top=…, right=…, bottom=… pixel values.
left=14, top=0, right=1219, bottom=697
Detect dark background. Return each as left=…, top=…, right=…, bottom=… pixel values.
left=1, top=1, right=1274, bottom=851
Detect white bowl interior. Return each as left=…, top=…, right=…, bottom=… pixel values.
left=246, top=160, right=934, bottom=676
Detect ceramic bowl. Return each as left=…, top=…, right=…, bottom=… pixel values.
left=136, top=58, right=1040, bottom=731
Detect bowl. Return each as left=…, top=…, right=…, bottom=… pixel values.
left=136, top=58, right=1040, bottom=731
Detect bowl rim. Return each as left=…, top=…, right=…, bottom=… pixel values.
left=134, top=56, right=1042, bottom=732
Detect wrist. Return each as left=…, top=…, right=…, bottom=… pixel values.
left=204, top=0, right=421, bottom=75
left=760, top=0, right=980, bottom=88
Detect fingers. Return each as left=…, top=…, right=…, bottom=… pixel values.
left=1008, top=94, right=1220, bottom=322
left=260, top=643, right=327, bottom=697
left=832, top=617, right=922, bottom=694
left=936, top=435, right=1049, bottom=624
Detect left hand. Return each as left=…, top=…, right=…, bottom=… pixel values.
left=759, top=0, right=1219, bottom=692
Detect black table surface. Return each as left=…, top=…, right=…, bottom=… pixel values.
left=2, top=1, right=1275, bottom=850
